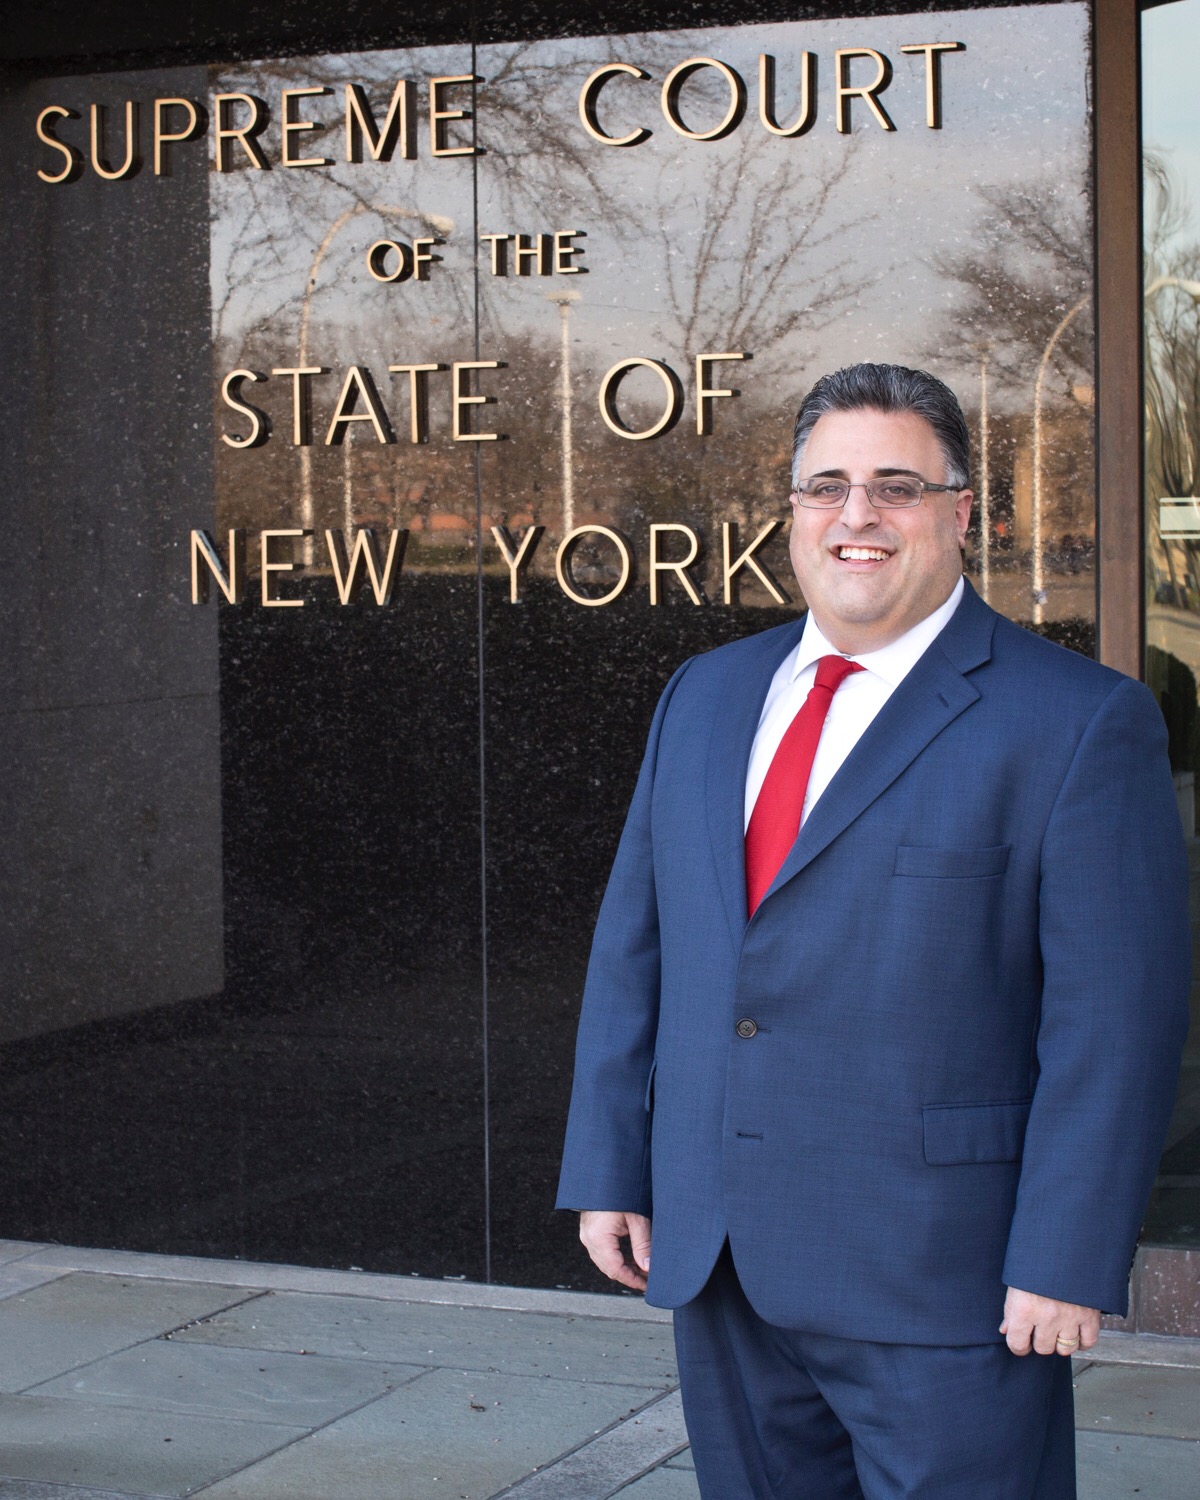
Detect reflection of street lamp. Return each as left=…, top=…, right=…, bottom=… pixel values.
left=1031, top=294, right=1088, bottom=625
left=1145, top=274, right=1200, bottom=300
left=972, top=344, right=992, bottom=603
left=546, top=289, right=581, bottom=534
left=295, top=202, right=454, bottom=562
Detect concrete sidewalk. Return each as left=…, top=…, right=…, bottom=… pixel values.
left=0, top=1241, right=1195, bottom=1499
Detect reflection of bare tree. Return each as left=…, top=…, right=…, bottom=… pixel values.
left=921, top=178, right=1094, bottom=626
left=477, top=39, right=650, bottom=227
left=211, top=54, right=478, bottom=347
left=928, top=181, right=1091, bottom=394
left=655, top=131, right=869, bottom=367
left=1144, top=153, right=1200, bottom=611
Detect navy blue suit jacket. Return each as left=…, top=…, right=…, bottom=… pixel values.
left=557, top=581, right=1192, bottom=1344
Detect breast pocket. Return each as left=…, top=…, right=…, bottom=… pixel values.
left=894, top=844, right=1011, bottom=879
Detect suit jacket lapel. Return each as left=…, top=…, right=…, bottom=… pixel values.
left=705, top=615, right=807, bottom=945
left=758, top=579, right=998, bottom=910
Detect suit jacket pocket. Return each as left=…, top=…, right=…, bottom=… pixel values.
left=895, top=844, right=1011, bottom=879
left=922, top=1098, right=1033, bottom=1165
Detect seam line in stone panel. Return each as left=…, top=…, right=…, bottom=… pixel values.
left=471, top=39, right=493, bottom=1288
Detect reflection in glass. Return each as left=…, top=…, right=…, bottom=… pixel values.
left=473, top=11, right=1095, bottom=643
left=0, top=7, right=1102, bottom=1292
left=1141, top=0, right=1200, bottom=1251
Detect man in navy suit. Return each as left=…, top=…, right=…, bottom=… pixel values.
left=557, top=363, right=1191, bottom=1498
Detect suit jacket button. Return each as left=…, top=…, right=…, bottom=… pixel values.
left=735, top=1018, right=758, bottom=1039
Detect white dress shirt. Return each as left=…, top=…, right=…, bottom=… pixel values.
left=744, top=575, right=965, bottom=831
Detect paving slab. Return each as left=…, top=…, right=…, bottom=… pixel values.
left=1073, top=1364, right=1200, bottom=1438
left=498, top=1391, right=688, bottom=1498
left=0, top=1276, right=261, bottom=1392
left=663, top=1452, right=695, bottom=1470
left=0, top=1265, right=69, bottom=1305
left=1075, top=1432, right=1200, bottom=1500
left=175, top=1293, right=678, bottom=1388
left=13, top=1245, right=669, bottom=1323
left=0, top=1245, right=50, bottom=1268
left=0, top=1393, right=306, bottom=1497
left=0, top=1484, right=160, bottom=1499
left=28, top=1339, right=428, bottom=1426
left=612, top=1470, right=701, bottom=1500
left=1084, top=1332, right=1200, bottom=1369
left=192, top=1367, right=663, bottom=1500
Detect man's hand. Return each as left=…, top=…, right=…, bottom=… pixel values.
left=1000, top=1286, right=1100, bottom=1356
left=580, top=1211, right=652, bottom=1292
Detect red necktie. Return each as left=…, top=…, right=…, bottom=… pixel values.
left=745, top=654, right=864, bottom=917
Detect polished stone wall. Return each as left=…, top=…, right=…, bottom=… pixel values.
left=0, top=6, right=1097, bottom=1290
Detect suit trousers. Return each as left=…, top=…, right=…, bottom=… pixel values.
left=673, top=1244, right=1076, bottom=1500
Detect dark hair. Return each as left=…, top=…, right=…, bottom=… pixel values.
left=791, top=363, right=970, bottom=490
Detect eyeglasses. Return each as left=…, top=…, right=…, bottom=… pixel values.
left=793, top=477, right=964, bottom=509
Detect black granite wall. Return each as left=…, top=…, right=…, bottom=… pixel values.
left=0, top=1, right=1097, bottom=1291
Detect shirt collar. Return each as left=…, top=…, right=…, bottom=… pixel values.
left=792, top=574, right=966, bottom=687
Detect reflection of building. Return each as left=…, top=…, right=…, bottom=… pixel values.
left=0, top=0, right=1196, bottom=1339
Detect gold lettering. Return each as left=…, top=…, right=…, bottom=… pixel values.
left=513, top=233, right=552, bottom=276
left=758, top=53, right=816, bottom=137
left=452, top=360, right=503, bottom=441
left=190, top=529, right=245, bottom=604
left=324, top=528, right=407, bottom=604
left=480, top=233, right=510, bottom=275
left=430, top=75, right=481, bottom=157
left=491, top=524, right=545, bottom=602
left=722, top=520, right=789, bottom=605
left=599, top=358, right=684, bottom=441
left=344, top=80, right=416, bottom=162
left=90, top=101, right=138, bottom=179
left=366, top=240, right=414, bottom=282
left=553, top=230, right=585, bottom=273
left=270, top=366, right=328, bottom=445
left=281, top=86, right=332, bottom=167
left=220, top=370, right=269, bottom=448
left=214, top=93, right=269, bottom=171
left=153, top=97, right=200, bottom=175
left=325, top=366, right=393, bottom=445
left=578, top=63, right=652, bottom=147
left=899, top=42, right=964, bottom=129
left=412, top=236, right=438, bottom=280
left=388, top=362, right=444, bottom=444
left=696, top=352, right=748, bottom=435
left=649, top=524, right=704, bottom=605
left=661, top=57, right=745, bottom=141
left=35, top=105, right=81, bottom=184
left=555, top=525, right=633, bottom=607
left=834, top=49, right=895, bottom=133
left=261, top=529, right=307, bottom=606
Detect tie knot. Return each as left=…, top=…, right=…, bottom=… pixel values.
left=813, top=654, right=863, bottom=693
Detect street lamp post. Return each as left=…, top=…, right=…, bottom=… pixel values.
left=546, top=289, right=581, bottom=535
left=979, top=348, right=991, bottom=603
left=1031, top=294, right=1089, bottom=626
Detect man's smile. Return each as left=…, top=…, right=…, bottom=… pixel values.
left=834, top=545, right=892, bottom=563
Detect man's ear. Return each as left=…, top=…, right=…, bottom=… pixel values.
left=954, top=489, right=974, bottom=546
